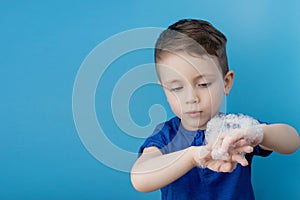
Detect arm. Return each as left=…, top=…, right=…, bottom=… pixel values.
left=131, top=144, right=252, bottom=192
left=130, top=146, right=198, bottom=192
left=260, top=124, right=300, bottom=154
left=220, top=124, right=299, bottom=155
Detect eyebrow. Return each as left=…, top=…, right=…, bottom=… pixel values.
left=164, top=80, right=182, bottom=84
left=164, top=74, right=215, bottom=84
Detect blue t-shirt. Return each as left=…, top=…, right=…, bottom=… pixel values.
left=138, top=116, right=272, bottom=200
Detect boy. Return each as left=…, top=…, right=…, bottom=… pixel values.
left=130, top=19, right=299, bottom=200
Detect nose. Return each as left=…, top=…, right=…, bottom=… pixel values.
left=185, top=87, right=200, bottom=104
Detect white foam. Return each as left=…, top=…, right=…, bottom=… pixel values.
left=205, top=113, right=263, bottom=160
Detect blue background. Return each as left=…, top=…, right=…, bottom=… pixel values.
left=1, top=0, right=299, bottom=199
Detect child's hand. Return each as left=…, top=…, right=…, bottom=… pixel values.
left=194, top=141, right=253, bottom=172
left=216, top=127, right=263, bottom=156
left=205, top=113, right=264, bottom=161
left=201, top=126, right=263, bottom=172
left=193, top=145, right=235, bottom=172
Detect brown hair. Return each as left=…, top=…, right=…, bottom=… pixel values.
left=155, top=19, right=229, bottom=77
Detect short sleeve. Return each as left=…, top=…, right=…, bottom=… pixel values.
left=253, top=145, right=272, bottom=157
left=245, top=119, right=272, bottom=162
left=254, top=119, right=273, bottom=157
left=138, top=122, right=170, bottom=157
left=138, top=134, right=166, bottom=157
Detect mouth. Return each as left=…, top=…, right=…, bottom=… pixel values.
left=185, top=111, right=202, bottom=118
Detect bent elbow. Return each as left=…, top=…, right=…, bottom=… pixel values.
left=287, top=128, right=300, bottom=154
left=282, top=133, right=300, bottom=154
left=130, top=173, right=156, bottom=193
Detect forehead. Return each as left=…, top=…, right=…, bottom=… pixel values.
left=156, top=51, right=222, bottom=82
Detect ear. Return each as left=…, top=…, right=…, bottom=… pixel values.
left=223, top=70, right=234, bottom=95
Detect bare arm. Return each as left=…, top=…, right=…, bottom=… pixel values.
left=131, top=143, right=252, bottom=192
left=260, top=124, right=300, bottom=154
left=220, top=124, right=300, bottom=155
left=130, top=146, right=198, bottom=192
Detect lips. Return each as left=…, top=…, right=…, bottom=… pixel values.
left=185, top=111, right=202, bottom=118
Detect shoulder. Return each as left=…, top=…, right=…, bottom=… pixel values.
left=138, top=116, right=180, bottom=155
left=153, top=116, right=180, bottom=135
left=149, top=116, right=181, bottom=144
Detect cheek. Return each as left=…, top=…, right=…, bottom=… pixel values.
left=208, top=83, right=224, bottom=107
left=165, top=92, right=182, bottom=114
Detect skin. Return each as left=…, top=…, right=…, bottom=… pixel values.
left=156, top=52, right=230, bottom=131
left=131, top=51, right=300, bottom=193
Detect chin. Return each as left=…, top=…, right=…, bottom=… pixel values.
left=184, top=121, right=206, bottom=131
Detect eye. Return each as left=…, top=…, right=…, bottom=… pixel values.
left=170, top=86, right=183, bottom=92
left=197, top=83, right=211, bottom=88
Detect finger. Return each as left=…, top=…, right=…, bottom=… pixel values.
left=226, top=139, right=247, bottom=153
left=221, top=131, right=244, bottom=152
left=206, top=160, right=223, bottom=172
left=217, top=133, right=226, bottom=140
left=232, top=154, right=249, bottom=166
left=219, top=162, right=235, bottom=172
left=233, top=145, right=253, bottom=154
left=221, top=136, right=239, bottom=152
left=232, top=139, right=247, bottom=148
left=211, top=133, right=224, bottom=149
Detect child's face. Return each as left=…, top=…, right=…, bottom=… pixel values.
left=157, top=51, right=233, bottom=131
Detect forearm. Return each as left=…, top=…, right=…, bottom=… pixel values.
left=261, top=124, right=300, bottom=154
left=131, top=146, right=199, bottom=192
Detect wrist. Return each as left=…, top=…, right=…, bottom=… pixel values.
left=188, top=146, right=198, bottom=167
left=190, top=146, right=210, bottom=167
left=260, top=124, right=267, bottom=145
left=245, top=124, right=264, bottom=147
